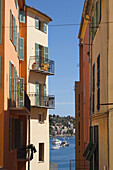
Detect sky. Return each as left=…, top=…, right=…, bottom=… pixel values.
left=26, top=0, right=85, bottom=116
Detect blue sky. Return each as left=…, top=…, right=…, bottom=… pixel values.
left=26, top=0, right=84, bottom=116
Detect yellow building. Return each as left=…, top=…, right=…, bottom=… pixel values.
left=24, top=6, right=55, bottom=170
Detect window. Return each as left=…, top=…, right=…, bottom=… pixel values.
left=19, top=37, right=24, bottom=60
left=38, top=113, right=42, bottom=122
left=39, top=20, right=42, bottom=31
left=44, top=47, right=48, bottom=63
left=35, top=17, right=39, bottom=29
left=0, top=0, right=2, bottom=44
left=39, top=143, right=44, bottom=162
left=93, top=63, right=95, bottom=113
left=44, top=21, right=47, bottom=33
left=20, top=11, right=25, bottom=23
left=97, top=54, right=100, bottom=111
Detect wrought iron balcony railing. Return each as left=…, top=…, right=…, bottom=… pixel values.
left=29, top=56, right=55, bottom=75
left=28, top=93, right=55, bottom=109
left=17, top=146, right=29, bottom=160
left=9, top=78, right=30, bottom=114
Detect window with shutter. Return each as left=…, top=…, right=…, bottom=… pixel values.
left=44, top=21, right=47, bottom=33
left=15, top=25, right=17, bottom=51
left=19, top=37, right=24, bottom=60
left=10, top=10, right=12, bottom=41
left=18, top=78, right=24, bottom=108
left=97, top=54, right=100, bottom=111
left=35, top=17, right=39, bottom=29
left=44, top=47, right=48, bottom=63
left=13, top=66, right=16, bottom=107
left=35, top=43, right=39, bottom=69
left=0, top=0, right=2, bottom=44
left=15, top=0, right=17, bottom=8
left=36, top=82, right=39, bottom=106
left=20, top=11, right=25, bottom=23
left=93, top=63, right=95, bottom=113
left=14, top=17, right=16, bottom=46
left=44, top=84, right=46, bottom=106
left=98, top=0, right=101, bottom=23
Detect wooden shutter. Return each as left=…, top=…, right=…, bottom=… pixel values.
left=18, top=78, right=24, bottom=108
left=44, top=21, right=47, bottom=33
left=36, top=82, right=39, bottom=106
left=9, top=61, right=12, bottom=106
left=44, top=47, right=48, bottom=63
left=35, top=17, right=39, bottom=29
left=0, top=0, right=2, bottom=44
left=19, top=37, right=24, bottom=60
left=9, top=117, right=12, bottom=151
left=35, top=43, right=39, bottom=69
left=10, top=10, right=12, bottom=41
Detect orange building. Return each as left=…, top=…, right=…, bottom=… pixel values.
left=75, top=1, right=90, bottom=169
left=0, top=0, right=32, bottom=170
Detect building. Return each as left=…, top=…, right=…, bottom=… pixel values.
left=81, top=0, right=110, bottom=169
left=24, top=6, right=55, bottom=170
left=0, top=0, right=31, bottom=170
left=75, top=2, right=90, bottom=169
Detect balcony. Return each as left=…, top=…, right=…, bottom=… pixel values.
left=9, top=79, right=30, bottom=115
left=28, top=93, right=55, bottom=109
left=29, top=56, right=55, bottom=75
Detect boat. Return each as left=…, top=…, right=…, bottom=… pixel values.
left=60, top=140, right=69, bottom=147
left=51, top=145, right=60, bottom=150
left=52, top=138, right=62, bottom=145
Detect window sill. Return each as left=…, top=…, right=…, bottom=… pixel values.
left=38, top=161, right=44, bottom=163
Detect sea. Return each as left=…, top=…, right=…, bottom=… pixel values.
left=50, top=136, right=75, bottom=170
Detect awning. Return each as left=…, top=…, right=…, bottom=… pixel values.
left=86, top=143, right=97, bottom=161
left=83, top=143, right=97, bottom=161
left=83, top=142, right=92, bottom=157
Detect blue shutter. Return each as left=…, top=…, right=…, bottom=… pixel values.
left=36, top=82, right=39, bottom=106
left=10, top=10, right=12, bottom=41
left=44, top=47, right=48, bottom=63
left=35, top=17, right=39, bottom=29
left=44, top=21, right=47, bottom=33
left=18, top=78, right=24, bottom=108
left=35, top=43, right=39, bottom=69
left=0, top=0, right=2, bottom=44
left=10, top=61, right=12, bottom=106
left=19, top=37, right=24, bottom=60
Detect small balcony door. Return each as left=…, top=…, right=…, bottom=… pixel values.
left=36, top=83, right=42, bottom=106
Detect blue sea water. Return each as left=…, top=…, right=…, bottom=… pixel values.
left=50, top=136, right=75, bottom=170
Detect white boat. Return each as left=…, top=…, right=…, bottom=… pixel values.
left=51, top=145, right=60, bottom=150
left=60, top=140, right=69, bottom=147
left=52, top=138, right=62, bottom=145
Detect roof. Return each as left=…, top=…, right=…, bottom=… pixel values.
left=26, top=5, right=52, bottom=22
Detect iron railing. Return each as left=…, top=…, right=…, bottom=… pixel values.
left=29, top=56, right=55, bottom=75
left=28, top=93, right=55, bottom=109
left=50, top=162, right=58, bottom=170
left=17, top=146, right=29, bottom=160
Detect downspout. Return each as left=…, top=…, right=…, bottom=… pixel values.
left=107, top=0, right=109, bottom=168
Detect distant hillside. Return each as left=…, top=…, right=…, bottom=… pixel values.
left=49, top=114, right=75, bottom=136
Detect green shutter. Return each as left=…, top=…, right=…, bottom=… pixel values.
left=13, top=66, right=16, bottom=107
left=15, top=0, right=17, bottom=8
left=14, top=17, right=16, bottom=46
left=9, top=117, right=12, bottom=151
left=98, top=0, right=101, bottom=23
left=19, top=37, right=24, bottom=60
left=0, top=0, right=2, bottom=44
left=15, top=25, right=17, bottom=51
left=39, top=84, right=42, bottom=106
left=10, top=10, right=12, bottom=41
left=44, top=47, right=48, bottom=63
left=44, top=84, right=46, bottom=106
left=36, top=82, right=39, bottom=106
left=35, top=17, right=39, bottom=29
left=18, top=78, right=24, bottom=107
left=18, top=34, right=20, bottom=57
left=35, top=43, right=39, bottom=69
left=10, top=61, right=12, bottom=106
left=44, top=21, right=47, bottom=33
